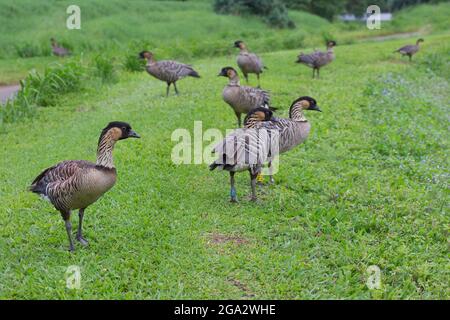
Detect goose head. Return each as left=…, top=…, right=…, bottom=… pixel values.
left=98, top=121, right=140, bottom=145
left=326, top=40, right=337, bottom=48
left=234, top=40, right=246, bottom=50
left=244, top=107, right=274, bottom=123
left=289, top=96, right=321, bottom=117
left=138, top=50, right=154, bottom=61
left=218, top=66, right=238, bottom=78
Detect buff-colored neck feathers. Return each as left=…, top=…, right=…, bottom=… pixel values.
left=290, top=100, right=309, bottom=122
left=227, top=69, right=240, bottom=85
left=96, top=128, right=121, bottom=168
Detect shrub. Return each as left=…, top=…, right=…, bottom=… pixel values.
left=214, top=0, right=295, bottom=28
left=23, top=61, right=84, bottom=106
left=123, top=53, right=146, bottom=72
left=93, top=55, right=117, bottom=83
left=14, top=42, right=43, bottom=58
left=0, top=61, right=85, bottom=125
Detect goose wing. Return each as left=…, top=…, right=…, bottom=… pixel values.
left=239, top=85, right=270, bottom=107
left=238, top=52, right=264, bottom=72
left=157, top=60, right=200, bottom=80
left=211, top=128, right=274, bottom=171
left=30, top=160, right=93, bottom=196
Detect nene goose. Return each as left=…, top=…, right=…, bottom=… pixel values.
left=296, top=41, right=336, bottom=78
left=394, top=38, right=424, bottom=61
left=218, top=66, right=276, bottom=127
left=210, top=107, right=277, bottom=202
left=234, top=40, right=266, bottom=87
left=30, top=122, right=140, bottom=251
left=139, top=51, right=200, bottom=96
left=50, top=38, right=70, bottom=57
left=258, top=96, right=322, bottom=184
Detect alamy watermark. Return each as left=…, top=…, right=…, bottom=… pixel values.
left=366, top=5, right=381, bottom=30
left=366, top=265, right=382, bottom=290
left=65, top=265, right=81, bottom=289
left=171, top=121, right=280, bottom=175
left=66, top=5, right=81, bottom=29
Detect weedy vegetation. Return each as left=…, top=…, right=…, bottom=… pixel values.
left=0, top=0, right=448, bottom=300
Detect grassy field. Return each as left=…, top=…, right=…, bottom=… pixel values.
left=0, top=0, right=449, bottom=84
left=0, top=25, right=449, bottom=299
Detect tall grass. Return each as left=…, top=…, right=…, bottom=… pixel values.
left=0, top=60, right=85, bottom=125
left=1, top=0, right=448, bottom=60
left=93, top=55, right=118, bottom=83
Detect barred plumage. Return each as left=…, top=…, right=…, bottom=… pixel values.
left=210, top=107, right=277, bottom=202
left=219, top=66, right=275, bottom=127
left=30, top=122, right=140, bottom=251
left=394, top=38, right=424, bottom=61
left=139, top=51, right=200, bottom=96
left=253, top=96, right=322, bottom=184
left=234, top=40, right=265, bottom=87
left=297, top=41, right=336, bottom=79
left=50, top=38, right=70, bottom=57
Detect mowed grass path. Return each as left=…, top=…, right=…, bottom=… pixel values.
left=0, top=35, right=449, bottom=299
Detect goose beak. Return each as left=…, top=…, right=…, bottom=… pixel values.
left=128, top=130, right=141, bottom=138
left=310, top=105, right=322, bottom=112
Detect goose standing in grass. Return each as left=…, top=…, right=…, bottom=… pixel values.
left=296, top=41, right=336, bottom=79
left=50, top=38, right=70, bottom=57
left=139, top=51, right=200, bottom=97
left=256, top=96, right=322, bottom=184
left=30, top=122, right=140, bottom=251
left=218, top=66, right=276, bottom=127
left=394, top=38, right=424, bottom=61
left=234, top=40, right=266, bottom=87
left=210, top=107, right=277, bottom=202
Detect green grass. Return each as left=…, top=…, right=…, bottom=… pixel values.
left=0, top=32, right=449, bottom=299
left=1, top=1, right=449, bottom=84
left=1, top=1, right=449, bottom=61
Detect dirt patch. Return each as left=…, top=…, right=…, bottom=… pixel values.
left=228, top=278, right=256, bottom=298
left=207, top=233, right=249, bottom=246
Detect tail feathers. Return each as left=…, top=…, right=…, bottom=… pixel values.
left=263, top=66, right=268, bottom=70
left=209, top=161, right=235, bottom=171
left=209, top=162, right=219, bottom=171
left=269, top=106, right=278, bottom=111
left=189, top=70, right=200, bottom=78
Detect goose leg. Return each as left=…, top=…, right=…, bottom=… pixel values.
left=256, top=73, right=261, bottom=88
left=317, top=68, right=320, bottom=79
left=61, top=211, right=74, bottom=252
left=173, top=82, right=179, bottom=95
left=409, top=54, right=412, bottom=62
left=235, top=112, right=242, bottom=127
left=166, top=82, right=171, bottom=97
left=268, top=161, right=275, bottom=184
left=249, top=170, right=258, bottom=202
left=230, top=171, right=237, bottom=203
left=76, top=208, right=88, bottom=246
left=244, top=73, right=249, bottom=84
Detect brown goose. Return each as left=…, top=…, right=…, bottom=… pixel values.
left=394, top=38, right=424, bottom=61
left=296, top=41, right=336, bottom=78
left=256, top=96, right=321, bottom=184
left=139, top=51, right=200, bottom=96
left=210, top=107, right=276, bottom=202
left=218, top=66, right=276, bottom=127
left=30, top=122, right=140, bottom=251
left=50, top=38, right=70, bottom=57
left=234, top=40, right=266, bottom=87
